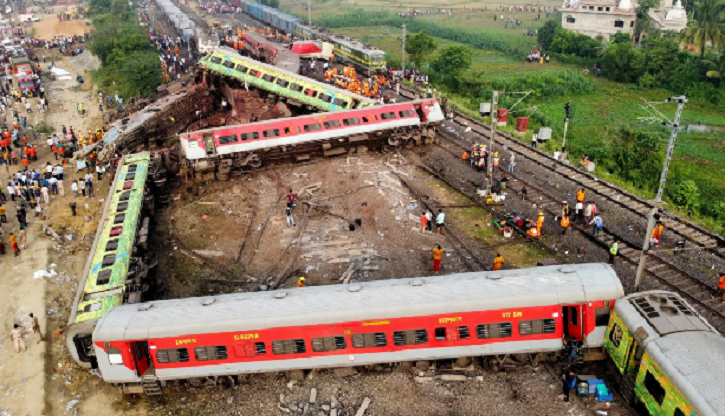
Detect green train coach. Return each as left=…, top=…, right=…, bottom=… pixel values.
left=604, top=291, right=725, bottom=416
left=200, top=47, right=376, bottom=112
left=327, top=35, right=386, bottom=74
left=66, top=152, right=155, bottom=368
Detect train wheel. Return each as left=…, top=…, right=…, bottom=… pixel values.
left=248, top=155, right=262, bottom=168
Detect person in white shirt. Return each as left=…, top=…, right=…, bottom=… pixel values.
left=57, top=165, right=64, bottom=180
left=71, top=180, right=79, bottom=198
left=436, top=209, right=446, bottom=234
left=96, top=164, right=104, bottom=180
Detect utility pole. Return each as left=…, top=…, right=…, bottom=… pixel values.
left=401, top=23, right=406, bottom=70
left=633, top=96, right=687, bottom=291
left=486, top=91, right=499, bottom=195
left=307, top=0, right=312, bottom=25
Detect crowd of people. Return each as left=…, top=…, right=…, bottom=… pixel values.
left=323, top=64, right=392, bottom=99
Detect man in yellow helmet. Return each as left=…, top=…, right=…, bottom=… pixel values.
left=297, top=277, right=306, bottom=287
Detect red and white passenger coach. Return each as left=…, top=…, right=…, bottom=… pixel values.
left=179, top=98, right=444, bottom=177
left=93, top=263, right=624, bottom=394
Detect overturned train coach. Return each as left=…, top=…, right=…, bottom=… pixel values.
left=94, top=263, right=624, bottom=395
left=179, top=98, right=444, bottom=179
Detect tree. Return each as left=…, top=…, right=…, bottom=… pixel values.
left=537, top=20, right=560, bottom=51
left=431, top=46, right=472, bottom=89
left=601, top=41, right=645, bottom=82
left=679, top=0, right=725, bottom=58
left=635, top=0, right=661, bottom=36
left=610, top=31, right=632, bottom=45
left=550, top=29, right=601, bottom=57
left=405, top=30, right=437, bottom=68
left=670, top=180, right=701, bottom=211
left=118, top=50, right=163, bottom=97
left=611, top=127, right=663, bottom=190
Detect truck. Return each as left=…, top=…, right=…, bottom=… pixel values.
left=16, top=74, right=34, bottom=93
left=11, top=56, right=32, bottom=75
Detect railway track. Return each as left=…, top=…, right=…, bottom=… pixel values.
left=398, top=88, right=725, bottom=260
left=431, top=130, right=725, bottom=330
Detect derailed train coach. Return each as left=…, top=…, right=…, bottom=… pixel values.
left=92, top=264, right=624, bottom=395
left=178, top=98, right=444, bottom=178
left=604, top=291, right=725, bottom=416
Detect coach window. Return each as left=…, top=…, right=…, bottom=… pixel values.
left=399, top=110, right=415, bottom=118
left=263, top=129, right=281, bottom=138
left=290, top=83, right=304, bottom=92
left=241, top=132, right=260, bottom=141
left=343, top=117, right=360, bottom=126
left=235, top=64, right=248, bottom=73
left=272, top=339, right=306, bottom=355
left=255, top=342, right=266, bottom=355
left=609, top=323, right=623, bottom=347
left=303, top=123, right=322, bottom=132
left=276, top=78, right=289, bottom=88
left=380, top=112, right=397, bottom=120
left=319, top=94, right=332, bottom=103
left=105, top=240, right=119, bottom=252
left=102, top=254, right=116, bottom=267
left=210, top=57, right=222, bottom=64
left=194, top=346, right=228, bottom=361
left=249, top=69, right=260, bottom=77
left=362, top=116, right=370, bottom=123
left=323, top=120, right=341, bottom=129
left=218, top=135, right=239, bottom=145
left=519, top=319, right=556, bottom=336
left=393, top=329, right=428, bottom=346
left=595, top=307, right=611, bottom=326
left=434, top=328, right=447, bottom=340
left=458, top=326, right=471, bottom=339
left=333, top=98, right=347, bottom=107
left=156, top=348, right=190, bottom=363
left=96, top=269, right=112, bottom=286
left=351, top=332, right=387, bottom=348
left=644, top=371, right=666, bottom=405
left=311, top=336, right=347, bottom=352
left=303, top=88, right=318, bottom=98
left=224, top=60, right=235, bottom=69
left=107, top=347, right=123, bottom=365
left=262, top=74, right=276, bottom=83
left=476, top=323, right=513, bottom=339
left=114, top=214, right=125, bottom=225
left=284, top=126, right=300, bottom=135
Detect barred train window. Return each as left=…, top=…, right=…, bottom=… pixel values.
left=262, top=74, right=275, bottom=83
left=393, top=329, right=428, bottom=346
left=241, top=132, right=260, bottom=141
left=476, top=323, right=513, bottom=339
left=333, top=98, right=347, bottom=107
left=519, top=319, right=556, bottom=335
left=311, top=336, right=347, bottom=352
left=223, top=60, right=234, bottom=69
left=319, top=94, right=332, bottom=103
left=156, top=348, right=189, bottom=363
left=290, top=83, right=303, bottom=92
left=380, top=112, right=396, bottom=120
left=323, top=120, right=341, bottom=129
left=210, top=57, right=222, bottom=64
left=399, top=110, right=415, bottom=118
left=194, top=346, right=228, bottom=361
left=114, top=214, right=125, bottom=225
left=235, top=64, right=248, bottom=73
left=272, top=339, right=306, bottom=355
left=343, top=118, right=360, bottom=126
left=351, top=332, right=387, bottom=348
left=303, top=123, right=322, bottom=132
left=276, top=78, right=289, bottom=88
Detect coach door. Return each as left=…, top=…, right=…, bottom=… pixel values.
left=203, top=134, right=216, bottom=156
left=132, top=341, right=151, bottom=376
left=563, top=305, right=583, bottom=341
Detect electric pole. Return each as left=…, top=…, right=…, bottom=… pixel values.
left=633, top=96, right=687, bottom=291
left=401, top=23, right=406, bottom=70
left=486, top=91, right=499, bottom=195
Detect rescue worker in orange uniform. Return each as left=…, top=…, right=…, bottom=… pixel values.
left=536, top=212, right=545, bottom=235
left=651, top=222, right=664, bottom=246
left=297, top=277, right=305, bottom=287
left=719, top=272, right=725, bottom=301
left=560, top=215, right=570, bottom=236
left=576, top=189, right=585, bottom=203
left=493, top=254, right=505, bottom=270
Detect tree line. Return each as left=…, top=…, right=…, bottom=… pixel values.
left=87, top=0, right=162, bottom=98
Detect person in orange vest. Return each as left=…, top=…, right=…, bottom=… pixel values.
left=576, top=189, right=585, bottom=203
left=21, top=155, right=29, bottom=168
left=174, top=44, right=180, bottom=56
left=526, top=225, right=538, bottom=238
left=28, top=145, right=36, bottom=162
left=297, top=277, right=306, bottom=287
left=560, top=214, right=570, bottom=236
left=537, top=212, right=545, bottom=235
left=651, top=222, right=664, bottom=246
left=493, top=254, right=505, bottom=270
left=58, top=146, right=65, bottom=160
left=461, top=151, right=470, bottom=161
left=718, top=272, right=725, bottom=301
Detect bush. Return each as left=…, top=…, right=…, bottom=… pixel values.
left=669, top=180, right=700, bottom=211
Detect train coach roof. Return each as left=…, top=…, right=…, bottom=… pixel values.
left=646, top=331, right=725, bottom=416
left=94, top=264, right=623, bottom=341
left=207, top=46, right=376, bottom=104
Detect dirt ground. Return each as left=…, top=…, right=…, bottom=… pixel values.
left=31, top=15, right=90, bottom=39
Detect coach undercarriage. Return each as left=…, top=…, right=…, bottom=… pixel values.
left=183, top=125, right=437, bottom=180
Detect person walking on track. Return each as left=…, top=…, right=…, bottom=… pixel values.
left=432, top=245, right=444, bottom=273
